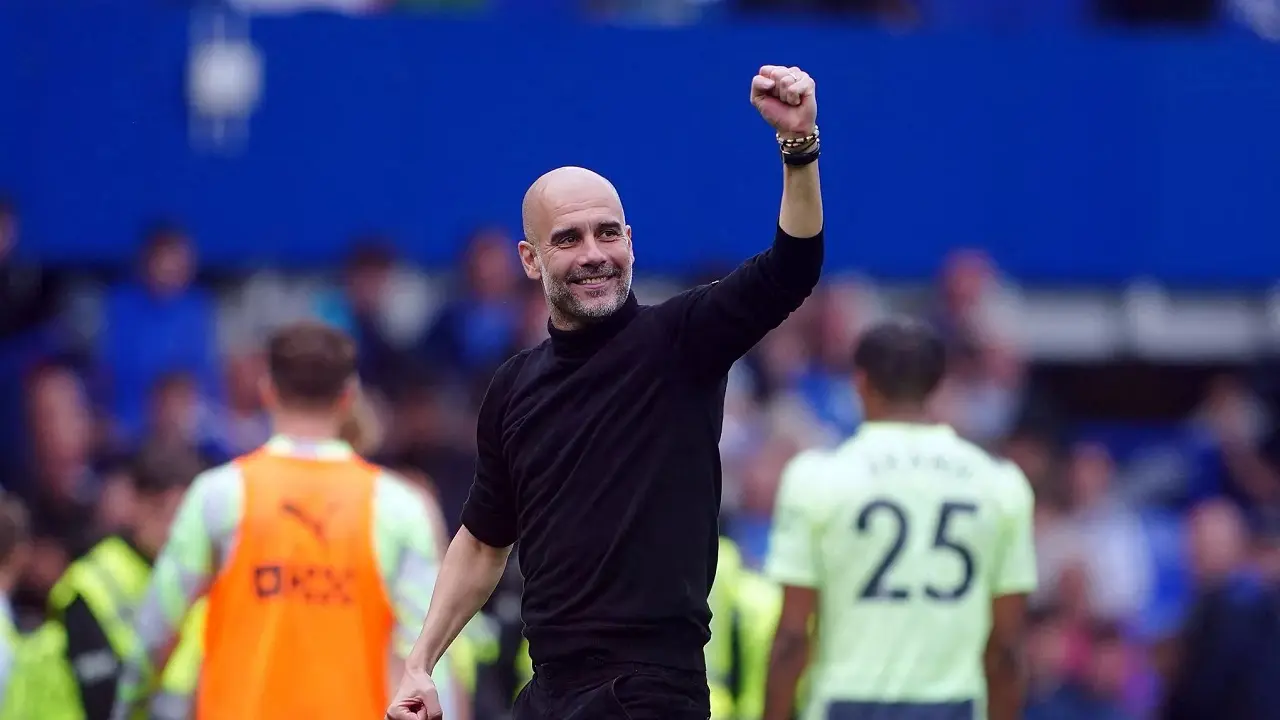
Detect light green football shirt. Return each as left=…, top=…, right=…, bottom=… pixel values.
left=765, top=422, right=1037, bottom=720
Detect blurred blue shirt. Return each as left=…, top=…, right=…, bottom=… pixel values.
left=99, top=283, right=221, bottom=440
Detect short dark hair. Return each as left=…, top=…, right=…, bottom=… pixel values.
left=266, top=322, right=357, bottom=408
left=345, top=240, right=395, bottom=274
left=0, top=497, right=30, bottom=563
left=141, top=220, right=188, bottom=251
left=132, top=443, right=204, bottom=497
left=853, top=317, right=947, bottom=404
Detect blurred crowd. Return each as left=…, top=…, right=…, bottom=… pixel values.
left=4, top=170, right=1280, bottom=718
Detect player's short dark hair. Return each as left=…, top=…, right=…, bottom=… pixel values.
left=853, top=317, right=947, bottom=404
left=0, top=497, right=30, bottom=564
left=266, top=321, right=357, bottom=408
left=132, top=443, right=204, bottom=497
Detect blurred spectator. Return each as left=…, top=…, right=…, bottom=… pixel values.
left=59, top=443, right=199, bottom=720
left=1026, top=620, right=1137, bottom=720
left=316, top=240, right=435, bottom=396
left=0, top=197, right=63, bottom=346
left=729, top=428, right=805, bottom=568
left=379, top=375, right=475, bottom=532
left=0, top=497, right=32, bottom=631
left=932, top=340, right=1025, bottom=447
left=514, top=286, right=551, bottom=350
left=22, top=363, right=103, bottom=560
left=98, top=224, right=221, bottom=443
left=928, top=250, right=1026, bottom=445
left=1189, top=374, right=1280, bottom=517
left=140, top=373, right=221, bottom=467
left=1003, top=425, right=1062, bottom=504
left=1185, top=499, right=1251, bottom=586
left=1037, top=443, right=1153, bottom=620
left=0, top=197, right=66, bottom=485
left=932, top=249, right=1001, bottom=353
left=789, top=282, right=866, bottom=441
left=423, top=227, right=524, bottom=394
left=215, top=351, right=272, bottom=459
left=1162, top=512, right=1280, bottom=719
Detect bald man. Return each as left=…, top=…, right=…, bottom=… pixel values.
left=390, top=65, right=826, bottom=720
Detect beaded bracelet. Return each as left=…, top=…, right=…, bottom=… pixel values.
left=777, top=125, right=819, bottom=152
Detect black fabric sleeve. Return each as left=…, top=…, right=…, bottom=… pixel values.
left=665, top=226, right=823, bottom=380
left=63, top=597, right=120, bottom=720
left=460, top=354, right=524, bottom=549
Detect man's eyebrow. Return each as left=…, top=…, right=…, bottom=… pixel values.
left=595, top=220, right=623, bottom=232
left=549, top=227, right=578, bottom=244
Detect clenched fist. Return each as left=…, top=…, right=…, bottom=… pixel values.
left=751, top=65, right=817, bottom=139
left=386, top=667, right=443, bottom=720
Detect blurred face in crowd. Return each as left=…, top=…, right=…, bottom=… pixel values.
left=395, top=389, right=445, bottom=447
left=27, top=367, right=92, bottom=470
left=1186, top=499, right=1247, bottom=584
left=1086, top=634, right=1130, bottom=699
left=134, top=487, right=186, bottom=558
left=0, top=206, right=16, bottom=259
left=808, top=283, right=862, bottom=370
left=144, top=232, right=195, bottom=296
left=151, top=375, right=199, bottom=441
left=1067, top=442, right=1114, bottom=512
left=940, top=249, right=993, bottom=316
left=345, top=251, right=392, bottom=315
left=226, top=352, right=265, bottom=413
left=1026, top=614, right=1071, bottom=687
left=96, top=471, right=138, bottom=534
left=1002, top=434, right=1053, bottom=490
left=741, top=434, right=802, bottom=516
left=519, top=289, right=551, bottom=346
left=519, top=167, right=634, bottom=330
left=466, top=229, right=518, bottom=302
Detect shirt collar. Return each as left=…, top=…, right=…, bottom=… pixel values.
left=856, top=421, right=955, bottom=436
left=547, top=291, right=640, bottom=359
left=264, top=435, right=354, bottom=461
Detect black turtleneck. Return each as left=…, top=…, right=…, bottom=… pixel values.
left=462, top=226, right=824, bottom=672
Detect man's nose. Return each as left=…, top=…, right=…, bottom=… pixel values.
left=578, top=235, right=609, bottom=265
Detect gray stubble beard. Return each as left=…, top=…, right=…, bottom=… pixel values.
left=540, top=258, right=633, bottom=329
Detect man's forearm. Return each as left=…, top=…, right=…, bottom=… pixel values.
left=762, top=628, right=808, bottom=720
left=984, top=640, right=1025, bottom=720
left=779, top=162, right=822, bottom=239
left=405, top=527, right=511, bottom=674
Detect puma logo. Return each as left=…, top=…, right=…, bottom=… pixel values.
left=280, top=502, right=329, bottom=543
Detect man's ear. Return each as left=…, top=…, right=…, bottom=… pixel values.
left=518, top=240, right=542, bottom=281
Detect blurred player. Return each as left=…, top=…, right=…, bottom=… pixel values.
left=111, top=321, right=458, bottom=720
left=763, top=318, right=1037, bottom=720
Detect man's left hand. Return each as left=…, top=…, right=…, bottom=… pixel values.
left=751, top=65, right=817, bottom=139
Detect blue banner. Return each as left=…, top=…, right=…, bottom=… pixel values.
left=2, top=5, right=1279, bottom=284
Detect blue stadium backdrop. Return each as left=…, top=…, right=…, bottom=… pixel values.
left=2, top=2, right=1279, bottom=285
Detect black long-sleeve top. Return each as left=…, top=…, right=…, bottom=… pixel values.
left=462, top=226, right=824, bottom=672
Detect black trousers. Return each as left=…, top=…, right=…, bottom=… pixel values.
left=513, top=661, right=710, bottom=720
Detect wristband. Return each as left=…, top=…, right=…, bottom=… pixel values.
left=782, top=146, right=820, bottom=167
